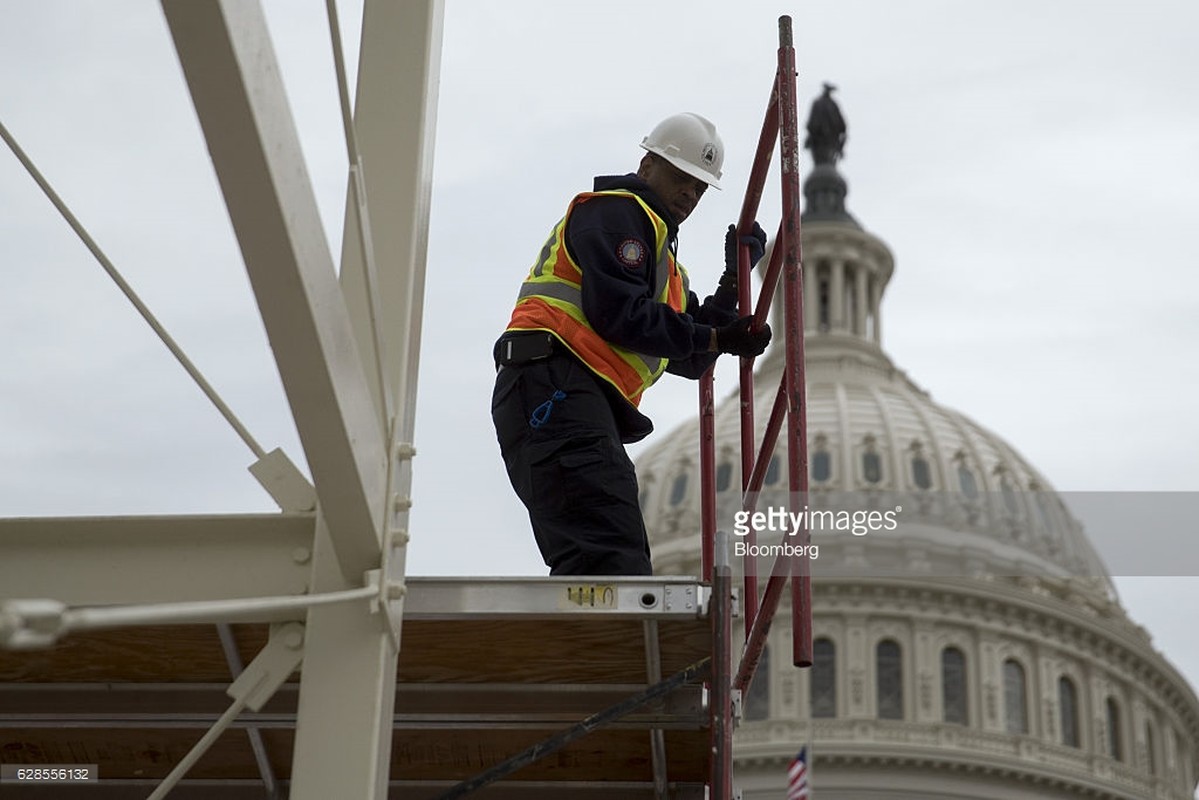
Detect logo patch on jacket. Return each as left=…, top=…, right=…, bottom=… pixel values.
left=617, top=239, right=647, bottom=268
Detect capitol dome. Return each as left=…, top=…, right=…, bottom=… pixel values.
left=633, top=94, right=1199, bottom=799
left=639, top=220, right=1112, bottom=594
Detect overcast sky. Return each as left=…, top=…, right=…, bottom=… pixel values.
left=2, top=0, right=1198, bottom=747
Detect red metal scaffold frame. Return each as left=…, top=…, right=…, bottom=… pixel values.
left=704, top=16, right=811, bottom=797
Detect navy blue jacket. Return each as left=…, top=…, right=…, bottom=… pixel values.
left=565, top=173, right=738, bottom=381
left=540, top=173, right=738, bottom=441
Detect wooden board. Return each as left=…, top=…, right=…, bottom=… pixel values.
left=0, top=609, right=713, bottom=791
left=0, top=619, right=710, bottom=685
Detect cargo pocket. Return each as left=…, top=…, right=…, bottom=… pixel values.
left=526, top=436, right=609, bottom=517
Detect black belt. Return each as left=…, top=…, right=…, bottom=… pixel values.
left=495, top=331, right=563, bottom=369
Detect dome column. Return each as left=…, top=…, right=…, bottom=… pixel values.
left=846, top=618, right=869, bottom=717
left=869, top=275, right=881, bottom=345
left=804, top=261, right=819, bottom=333
left=854, top=264, right=868, bottom=337
left=914, top=623, right=937, bottom=724
left=830, top=259, right=845, bottom=332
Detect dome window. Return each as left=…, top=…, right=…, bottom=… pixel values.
left=812, top=450, right=831, bottom=483
left=952, top=451, right=979, bottom=499
left=812, top=434, right=831, bottom=483
left=941, top=647, right=967, bottom=726
left=716, top=462, right=732, bottom=493
left=1106, top=697, right=1123, bottom=761
left=811, top=638, right=836, bottom=718
left=1059, top=676, right=1080, bottom=748
left=1002, top=481, right=1018, bottom=514
left=958, top=464, right=979, bottom=499
left=995, top=466, right=1019, bottom=515
left=876, top=640, right=903, bottom=720
left=744, top=645, right=770, bottom=721
left=911, top=455, right=932, bottom=490
left=1003, top=659, right=1028, bottom=734
left=1032, top=486, right=1055, bottom=531
left=862, top=450, right=882, bottom=484
left=669, top=473, right=688, bottom=507
left=908, top=441, right=933, bottom=490
left=859, top=434, right=882, bottom=485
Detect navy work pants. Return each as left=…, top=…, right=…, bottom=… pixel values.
left=491, top=353, right=652, bottom=576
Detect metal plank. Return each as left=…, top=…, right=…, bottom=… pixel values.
left=402, top=577, right=708, bottom=620
left=162, top=0, right=386, bottom=581
left=0, top=515, right=313, bottom=605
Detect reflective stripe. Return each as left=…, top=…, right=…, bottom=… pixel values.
left=516, top=280, right=578, bottom=300
left=516, top=284, right=662, bottom=376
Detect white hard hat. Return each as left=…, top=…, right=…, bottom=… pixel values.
left=640, top=112, right=724, bottom=190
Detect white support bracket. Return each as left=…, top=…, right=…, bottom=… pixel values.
left=378, top=438, right=419, bottom=646
left=147, top=622, right=306, bottom=800
left=249, top=447, right=317, bottom=513
left=227, top=621, right=307, bottom=712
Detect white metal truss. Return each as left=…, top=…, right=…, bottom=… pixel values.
left=0, top=3, right=739, bottom=798
left=0, top=0, right=443, bottom=797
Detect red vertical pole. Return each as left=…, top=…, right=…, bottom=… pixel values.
left=734, top=79, right=780, bottom=636
left=709, top=532, right=733, bottom=800
left=699, top=369, right=716, bottom=578
left=705, top=21, right=811, bottom=797
left=736, top=258, right=758, bottom=634
left=776, top=15, right=813, bottom=669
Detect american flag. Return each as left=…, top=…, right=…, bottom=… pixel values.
left=786, top=746, right=810, bottom=800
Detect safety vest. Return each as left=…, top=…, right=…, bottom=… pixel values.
left=506, top=190, right=690, bottom=407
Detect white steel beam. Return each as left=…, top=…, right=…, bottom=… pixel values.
left=290, top=517, right=397, bottom=800
left=162, top=0, right=386, bottom=581
left=0, top=515, right=313, bottom=606
left=339, top=0, right=443, bottom=421
left=292, top=2, right=443, bottom=794
left=337, top=0, right=444, bottom=643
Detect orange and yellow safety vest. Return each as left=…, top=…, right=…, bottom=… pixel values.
left=505, top=189, right=690, bottom=407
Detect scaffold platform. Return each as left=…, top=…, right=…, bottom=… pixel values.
left=0, top=573, right=718, bottom=799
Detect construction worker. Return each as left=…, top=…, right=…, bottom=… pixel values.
left=492, top=112, right=770, bottom=576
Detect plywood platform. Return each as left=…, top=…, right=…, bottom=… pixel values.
left=0, top=577, right=714, bottom=799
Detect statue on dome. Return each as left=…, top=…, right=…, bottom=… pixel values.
left=804, top=82, right=847, bottom=165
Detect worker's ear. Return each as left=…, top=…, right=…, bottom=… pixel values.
left=636, top=153, right=657, bottom=180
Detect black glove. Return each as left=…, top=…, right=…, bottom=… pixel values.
left=714, top=315, right=772, bottom=357
left=719, top=222, right=769, bottom=293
